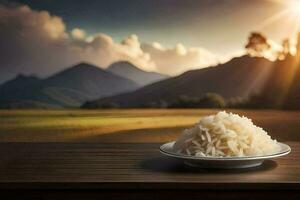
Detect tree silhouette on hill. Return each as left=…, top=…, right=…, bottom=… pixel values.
left=245, top=32, right=271, bottom=57
left=277, top=39, right=292, bottom=60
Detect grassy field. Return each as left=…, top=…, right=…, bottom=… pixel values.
left=0, top=109, right=299, bottom=143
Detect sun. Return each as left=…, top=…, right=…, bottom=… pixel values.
left=290, top=1, right=300, bottom=15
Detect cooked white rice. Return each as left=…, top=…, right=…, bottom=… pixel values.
left=173, top=111, right=281, bottom=157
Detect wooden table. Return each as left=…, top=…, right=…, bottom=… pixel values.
left=0, top=142, right=299, bottom=199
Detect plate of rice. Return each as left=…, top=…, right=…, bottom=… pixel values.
left=160, top=111, right=291, bottom=169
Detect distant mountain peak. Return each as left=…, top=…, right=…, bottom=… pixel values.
left=107, top=61, right=169, bottom=86
left=15, top=73, right=39, bottom=80
left=111, top=61, right=133, bottom=66
left=15, top=73, right=27, bottom=79
left=48, top=62, right=108, bottom=79
left=67, top=62, right=103, bottom=71
left=73, top=62, right=97, bottom=67
left=0, top=73, right=41, bottom=95
left=109, top=61, right=140, bottom=69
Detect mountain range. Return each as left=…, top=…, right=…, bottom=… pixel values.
left=84, top=56, right=274, bottom=108
left=0, top=62, right=167, bottom=108
left=1, top=55, right=299, bottom=109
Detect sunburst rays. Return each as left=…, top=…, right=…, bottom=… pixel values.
left=257, top=0, right=300, bottom=39
left=250, top=0, right=300, bottom=107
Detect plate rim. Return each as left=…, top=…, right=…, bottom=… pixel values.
left=160, top=141, right=291, bottom=161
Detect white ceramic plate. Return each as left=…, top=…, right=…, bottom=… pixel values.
left=160, top=141, right=291, bottom=169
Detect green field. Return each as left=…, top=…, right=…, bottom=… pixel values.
left=0, top=109, right=299, bottom=143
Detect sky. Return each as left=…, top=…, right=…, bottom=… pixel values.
left=0, top=0, right=299, bottom=83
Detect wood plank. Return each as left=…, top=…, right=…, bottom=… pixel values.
left=0, top=142, right=299, bottom=191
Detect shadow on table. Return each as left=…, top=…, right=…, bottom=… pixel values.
left=140, top=156, right=277, bottom=174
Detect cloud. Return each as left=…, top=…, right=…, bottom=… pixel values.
left=71, top=28, right=86, bottom=40
left=142, top=42, right=218, bottom=75
left=75, top=33, right=156, bottom=70
left=0, top=5, right=78, bottom=82
left=0, top=4, right=217, bottom=82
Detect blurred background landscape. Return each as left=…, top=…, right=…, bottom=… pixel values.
left=0, top=0, right=300, bottom=143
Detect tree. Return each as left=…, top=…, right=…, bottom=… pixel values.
left=282, top=39, right=291, bottom=55
left=297, top=33, right=300, bottom=57
left=169, top=93, right=226, bottom=108
left=245, top=32, right=271, bottom=57
left=168, top=95, right=199, bottom=108
left=81, top=101, right=119, bottom=109
left=277, top=38, right=291, bottom=60
left=197, top=93, right=226, bottom=108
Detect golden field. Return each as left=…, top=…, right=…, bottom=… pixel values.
left=0, top=109, right=299, bottom=143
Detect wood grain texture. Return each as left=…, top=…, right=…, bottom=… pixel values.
left=0, top=142, right=299, bottom=191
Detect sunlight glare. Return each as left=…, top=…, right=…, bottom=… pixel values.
left=290, top=1, right=300, bottom=15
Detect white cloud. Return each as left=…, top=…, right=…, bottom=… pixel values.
left=75, top=33, right=156, bottom=70
left=71, top=28, right=86, bottom=40
left=0, top=4, right=217, bottom=82
left=141, top=42, right=218, bottom=75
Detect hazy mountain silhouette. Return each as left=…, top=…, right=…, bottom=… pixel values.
left=84, top=55, right=274, bottom=108
left=2, top=56, right=294, bottom=109
left=0, top=74, right=41, bottom=94
left=0, top=63, right=139, bottom=108
left=285, top=65, right=300, bottom=109
left=107, top=61, right=168, bottom=86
